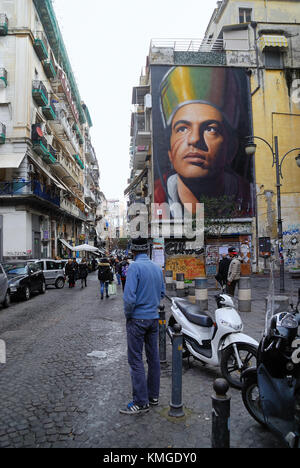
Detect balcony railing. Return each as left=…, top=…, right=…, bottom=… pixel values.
left=150, top=38, right=224, bottom=52
left=74, top=154, right=85, bottom=170
left=0, top=121, right=6, bottom=144
left=0, top=14, right=8, bottom=36
left=42, top=103, right=57, bottom=121
left=43, top=59, right=57, bottom=79
left=33, top=31, right=49, bottom=61
left=32, top=137, right=57, bottom=164
left=0, top=68, right=7, bottom=87
left=32, top=80, right=48, bottom=107
left=0, top=179, right=60, bottom=207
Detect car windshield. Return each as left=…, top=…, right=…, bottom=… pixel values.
left=3, top=263, right=27, bottom=275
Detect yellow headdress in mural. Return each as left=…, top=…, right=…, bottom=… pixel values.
left=160, top=66, right=241, bottom=130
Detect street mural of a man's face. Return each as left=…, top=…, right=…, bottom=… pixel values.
left=168, top=103, right=226, bottom=180
left=151, top=65, right=254, bottom=219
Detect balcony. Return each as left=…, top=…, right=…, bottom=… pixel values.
left=0, top=122, right=6, bottom=144
left=43, top=59, right=57, bottom=79
left=32, top=137, right=57, bottom=165
left=32, top=80, right=48, bottom=107
left=0, top=14, right=8, bottom=36
left=74, top=154, right=85, bottom=170
left=73, top=124, right=84, bottom=145
left=33, top=31, right=49, bottom=61
left=60, top=197, right=85, bottom=220
left=0, top=68, right=7, bottom=87
left=0, top=179, right=60, bottom=207
left=42, top=103, right=57, bottom=121
left=52, top=152, right=79, bottom=187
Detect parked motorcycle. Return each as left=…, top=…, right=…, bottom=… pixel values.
left=167, top=294, right=258, bottom=389
left=241, top=288, right=300, bottom=448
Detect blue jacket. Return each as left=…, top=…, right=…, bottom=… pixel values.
left=123, top=254, right=165, bottom=319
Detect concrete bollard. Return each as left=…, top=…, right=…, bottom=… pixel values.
left=158, top=305, right=167, bottom=365
left=188, top=286, right=196, bottom=304
left=176, top=273, right=185, bottom=298
left=265, top=295, right=290, bottom=314
left=169, top=324, right=185, bottom=418
left=238, top=277, right=252, bottom=312
left=211, top=379, right=231, bottom=449
left=165, top=270, right=174, bottom=291
left=195, top=277, right=208, bottom=311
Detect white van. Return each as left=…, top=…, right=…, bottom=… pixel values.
left=32, top=259, right=65, bottom=289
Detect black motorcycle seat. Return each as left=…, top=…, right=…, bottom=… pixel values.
left=174, top=298, right=214, bottom=328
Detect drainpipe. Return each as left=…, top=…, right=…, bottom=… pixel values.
left=250, top=22, right=261, bottom=96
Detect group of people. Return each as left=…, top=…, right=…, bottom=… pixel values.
left=65, top=258, right=89, bottom=288
left=215, top=247, right=241, bottom=296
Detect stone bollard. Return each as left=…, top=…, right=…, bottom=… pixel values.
left=165, top=270, right=174, bottom=291
left=238, top=277, right=251, bottom=312
left=158, top=305, right=167, bottom=365
left=169, top=324, right=185, bottom=418
left=211, top=379, right=231, bottom=449
left=195, top=277, right=208, bottom=311
left=176, top=273, right=185, bottom=298
left=265, top=295, right=290, bottom=314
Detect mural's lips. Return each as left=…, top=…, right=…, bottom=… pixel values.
left=183, top=153, right=206, bottom=162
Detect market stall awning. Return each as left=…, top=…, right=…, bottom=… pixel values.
left=59, top=238, right=74, bottom=251
left=258, top=34, right=288, bottom=50
left=0, top=153, right=26, bottom=169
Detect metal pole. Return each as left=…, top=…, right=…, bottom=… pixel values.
left=158, top=305, right=167, bottom=365
left=274, top=136, right=285, bottom=293
left=211, top=379, right=231, bottom=448
left=169, top=324, right=185, bottom=418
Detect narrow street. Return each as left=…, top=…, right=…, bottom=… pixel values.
left=0, top=273, right=286, bottom=449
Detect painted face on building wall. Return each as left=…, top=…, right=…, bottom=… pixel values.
left=168, top=103, right=226, bottom=180
left=151, top=65, right=254, bottom=218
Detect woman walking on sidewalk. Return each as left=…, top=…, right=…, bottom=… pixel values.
left=98, top=258, right=113, bottom=299
left=78, top=258, right=89, bottom=288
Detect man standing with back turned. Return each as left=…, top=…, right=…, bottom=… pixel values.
left=120, top=238, right=165, bottom=415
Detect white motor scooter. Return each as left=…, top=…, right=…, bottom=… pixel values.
left=167, top=294, right=258, bottom=389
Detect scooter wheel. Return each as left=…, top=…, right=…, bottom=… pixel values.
left=220, top=343, right=258, bottom=389
left=241, top=372, right=266, bottom=427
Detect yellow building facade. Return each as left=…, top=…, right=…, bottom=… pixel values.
left=205, top=0, right=300, bottom=270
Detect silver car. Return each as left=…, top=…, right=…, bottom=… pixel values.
left=32, top=259, right=65, bottom=289
left=0, top=263, right=10, bottom=307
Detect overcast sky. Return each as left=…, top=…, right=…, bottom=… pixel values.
left=52, top=0, right=217, bottom=201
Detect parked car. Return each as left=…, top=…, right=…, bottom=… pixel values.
left=31, top=259, right=65, bottom=289
left=3, top=261, right=46, bottom=301
left=0, top=262, right=10, bottom=308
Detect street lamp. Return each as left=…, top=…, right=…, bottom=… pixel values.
left=245, top=135, right=300, bottom=293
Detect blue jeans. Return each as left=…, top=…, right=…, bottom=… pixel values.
left=126, top=319, right=160, bottom=407
left=100, top=281, right=109, bottom=296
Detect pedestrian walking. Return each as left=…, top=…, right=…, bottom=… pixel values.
left=115, top=258, right=122, bottom=286
left=98, top=257, right=113, bottom=300
left=215, top=254, right=231, bottom=290
left=78, top=258, right=89, bottom=288
left=120, top=258, right=130, bottom=291
left=227, top=247, right=241, bottom=297
left=119, top=238, right=165, bottom=415
left=72, top=258, right=79, bottom=283
left=65, top=259, right=76, bottom=288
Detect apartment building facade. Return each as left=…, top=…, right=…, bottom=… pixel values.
left=0, top=0, right=102, bottom=260
left=125, top=0, right=300, bottom=276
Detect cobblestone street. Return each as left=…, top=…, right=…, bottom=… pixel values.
left=0, top=272, right=298, bottom=448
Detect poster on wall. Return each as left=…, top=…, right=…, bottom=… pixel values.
left=151, top=65, right=254, bottom=220
left=165, top=255, right=205, bottom=280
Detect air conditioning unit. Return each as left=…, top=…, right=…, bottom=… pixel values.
left=144, top=94, right=152, bottom=109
